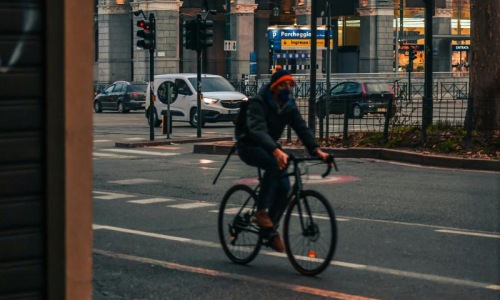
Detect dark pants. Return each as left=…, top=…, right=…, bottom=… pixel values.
left=238, top=146, right=290, bottom=224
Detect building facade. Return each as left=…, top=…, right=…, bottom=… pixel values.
left=94, top=0, right=470, bottom=84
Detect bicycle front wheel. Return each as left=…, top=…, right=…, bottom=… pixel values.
left=283, top=190, right=337, bottom=276
left=218, top=184, right=262, bottom=264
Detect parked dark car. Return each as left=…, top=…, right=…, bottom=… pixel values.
left=317, top=81, right=395, bottom=119
left=94, top=81, right=147, bottom=113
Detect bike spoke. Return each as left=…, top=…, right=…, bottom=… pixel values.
left=284, top=190, right=337, bottom=276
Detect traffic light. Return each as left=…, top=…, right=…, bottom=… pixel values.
left=197, top=19, right=214, bottom=49
left=136, top=19, right=155, bottom=50
left=409, top=47, right=417, bottom=61
left=183, top=20, right=197, bottom=50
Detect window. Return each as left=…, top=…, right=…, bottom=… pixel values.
left=104, top=85, right=114, bottom=93
left=188, top=77, right=236, bottom=92
left=345, top=82, right=359, bottom=93
left=114, top=83, right=124, bottom=92
left=175, top=79, right=192, bottom=95
left=331, top=83, right=345, bottom=95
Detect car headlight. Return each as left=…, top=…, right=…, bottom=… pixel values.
left=203, top=97, right=218, bottom=105
left=242, top=97, right=248, bottom=101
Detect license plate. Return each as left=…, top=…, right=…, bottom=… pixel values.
left=377, top=108, right=387, bottom=112
left=228, top=109, right=239, bottom=115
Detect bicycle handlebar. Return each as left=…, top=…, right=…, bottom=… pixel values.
left=288, top=153, right=339, bottom=178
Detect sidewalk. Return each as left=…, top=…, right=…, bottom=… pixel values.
left=115, top=137, right=499, bottom=172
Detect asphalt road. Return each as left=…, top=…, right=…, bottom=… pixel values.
left=92, top=111, right=499, bottom=300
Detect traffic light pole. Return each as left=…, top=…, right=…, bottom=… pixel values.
left=196, top=15, right=202, bottom=138
left=148, top=13, right=156, bottom=141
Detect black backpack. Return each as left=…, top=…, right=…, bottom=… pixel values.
left=234, top=97, right=267, bottom=142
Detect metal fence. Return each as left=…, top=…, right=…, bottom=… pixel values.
left=230, top=77, right=470, bottom=141
left=94, top=73, right=471, bottom=143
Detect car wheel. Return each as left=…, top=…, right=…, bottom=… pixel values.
left=94, top=101, right=102, bottom=113
left=117, top=102, right=129, bottom=113
left=189, top=108, right=206, bottom=128
left=147, top=108, right=162, bottom=127
left=351, top=104, right=364, bottom=119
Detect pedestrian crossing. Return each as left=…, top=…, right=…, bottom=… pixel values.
left=93, top=190, right=349, bottom=221
left=93, top=190, right=217, bottom=210
left=93, top=147, right=181, bottom=159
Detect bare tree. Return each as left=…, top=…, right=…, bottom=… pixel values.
left=469, top=0, right=500, bottom=132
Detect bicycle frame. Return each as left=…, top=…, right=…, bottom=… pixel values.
left=252, top=156, right=332, bottom=233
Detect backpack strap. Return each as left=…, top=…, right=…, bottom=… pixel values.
left=212, top=142, right=237, bottom=185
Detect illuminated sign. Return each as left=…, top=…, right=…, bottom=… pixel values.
left=452, top=45, right=470, bottom=51
left=268, top=27, right=333, bottom=51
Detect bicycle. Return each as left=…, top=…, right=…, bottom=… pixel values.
left=217, top=153, right=339, bottom=276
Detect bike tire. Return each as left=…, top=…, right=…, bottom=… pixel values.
left=283, top=190, right=337, bottom=276
left=218, top=184, right=262, bottom=264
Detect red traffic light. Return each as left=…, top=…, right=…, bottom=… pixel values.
left=137, top=20, right=151, bottom=30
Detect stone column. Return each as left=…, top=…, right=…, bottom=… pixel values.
left=230, top=1, right=258, bottom=81
left=97, top=0, right=132, bottom=83
left=433, top=1, right=453, bottom=72
left=132, top=0, right=183, bottom=81
left=358, top=0, right=395, bottom=73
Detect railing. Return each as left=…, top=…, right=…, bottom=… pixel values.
left=229, top=77, right=470, bottom=143
left=94, top=74, right=471, bottom=144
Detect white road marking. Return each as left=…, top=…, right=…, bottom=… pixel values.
left=94, top=249, right=378, bottom=300
left=128, top=198, right=175, bottom=204
left=101, top=148, right=180, bottom=156
left=167, top=202, right=216, bottom=209
left=93, top=224, right=500, bottom=291
left=124, top=137, right=146, bottom=141
left=93, top=152, right=137, bottom=159
left=435, top=229, right=500, bottom=239
left=94, top=139, right=112, bottom=143
left=337, top=215, right=500, bottom=235
left=207, top=208, right=350, bottom=222
left=93, top=191, right=135, bottom=200
left=108, top=178, right=161, bottom=185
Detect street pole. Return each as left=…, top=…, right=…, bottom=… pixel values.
left=149, top=13, right=156, bottom=141
left=225, top=0, right=231, bottom=80
left=325, top=1, right=331, bottom=140
left=309, top=0, right=318, bottom=133
left=422, top=0, right=434, bottom=143
left=196, top=15, right=202, bottom=138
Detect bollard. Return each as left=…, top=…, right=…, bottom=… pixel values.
left=162, top=111, right=172, bottom=137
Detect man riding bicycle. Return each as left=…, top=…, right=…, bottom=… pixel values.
left=235, top=67, right=331, bottom=252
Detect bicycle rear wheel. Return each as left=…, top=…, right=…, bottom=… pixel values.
left=283, top=190, right=337, bottom=276
left=218, top=184, right=262, bottom=264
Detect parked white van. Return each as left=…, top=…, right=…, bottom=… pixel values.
left=145, top=73, right=247, bottom=127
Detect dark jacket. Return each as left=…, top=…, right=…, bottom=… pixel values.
left=236, top=83, right=319, bottom=155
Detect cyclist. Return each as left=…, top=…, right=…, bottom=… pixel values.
left=235, top=66, right=331, bottom=252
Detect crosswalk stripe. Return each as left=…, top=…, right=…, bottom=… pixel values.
left=94, top=139, right=112, bottom=143
left=108, top=178, right=161, bottom=185
left=167, top=202, right=216, bottom=209
left=93, top=191, right=135, bottom=200
left=124, top=137, right=147, bottom=141
left=101, top=148, right=180, bottom=156
left=128, top=198, right=175, bottom=204
left=93, top=152, right=137, bottom=159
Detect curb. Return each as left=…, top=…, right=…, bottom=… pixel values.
left=115, top=137, right=233, bottom=148
left=192, top=141, right=500, bottom=172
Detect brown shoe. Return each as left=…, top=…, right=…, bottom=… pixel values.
left=251, top=209, right=273, bottom=228
left=271, top=233, right=285, bottom=253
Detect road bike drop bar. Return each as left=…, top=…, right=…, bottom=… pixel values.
left=286, top=153, right=339, bottom=178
